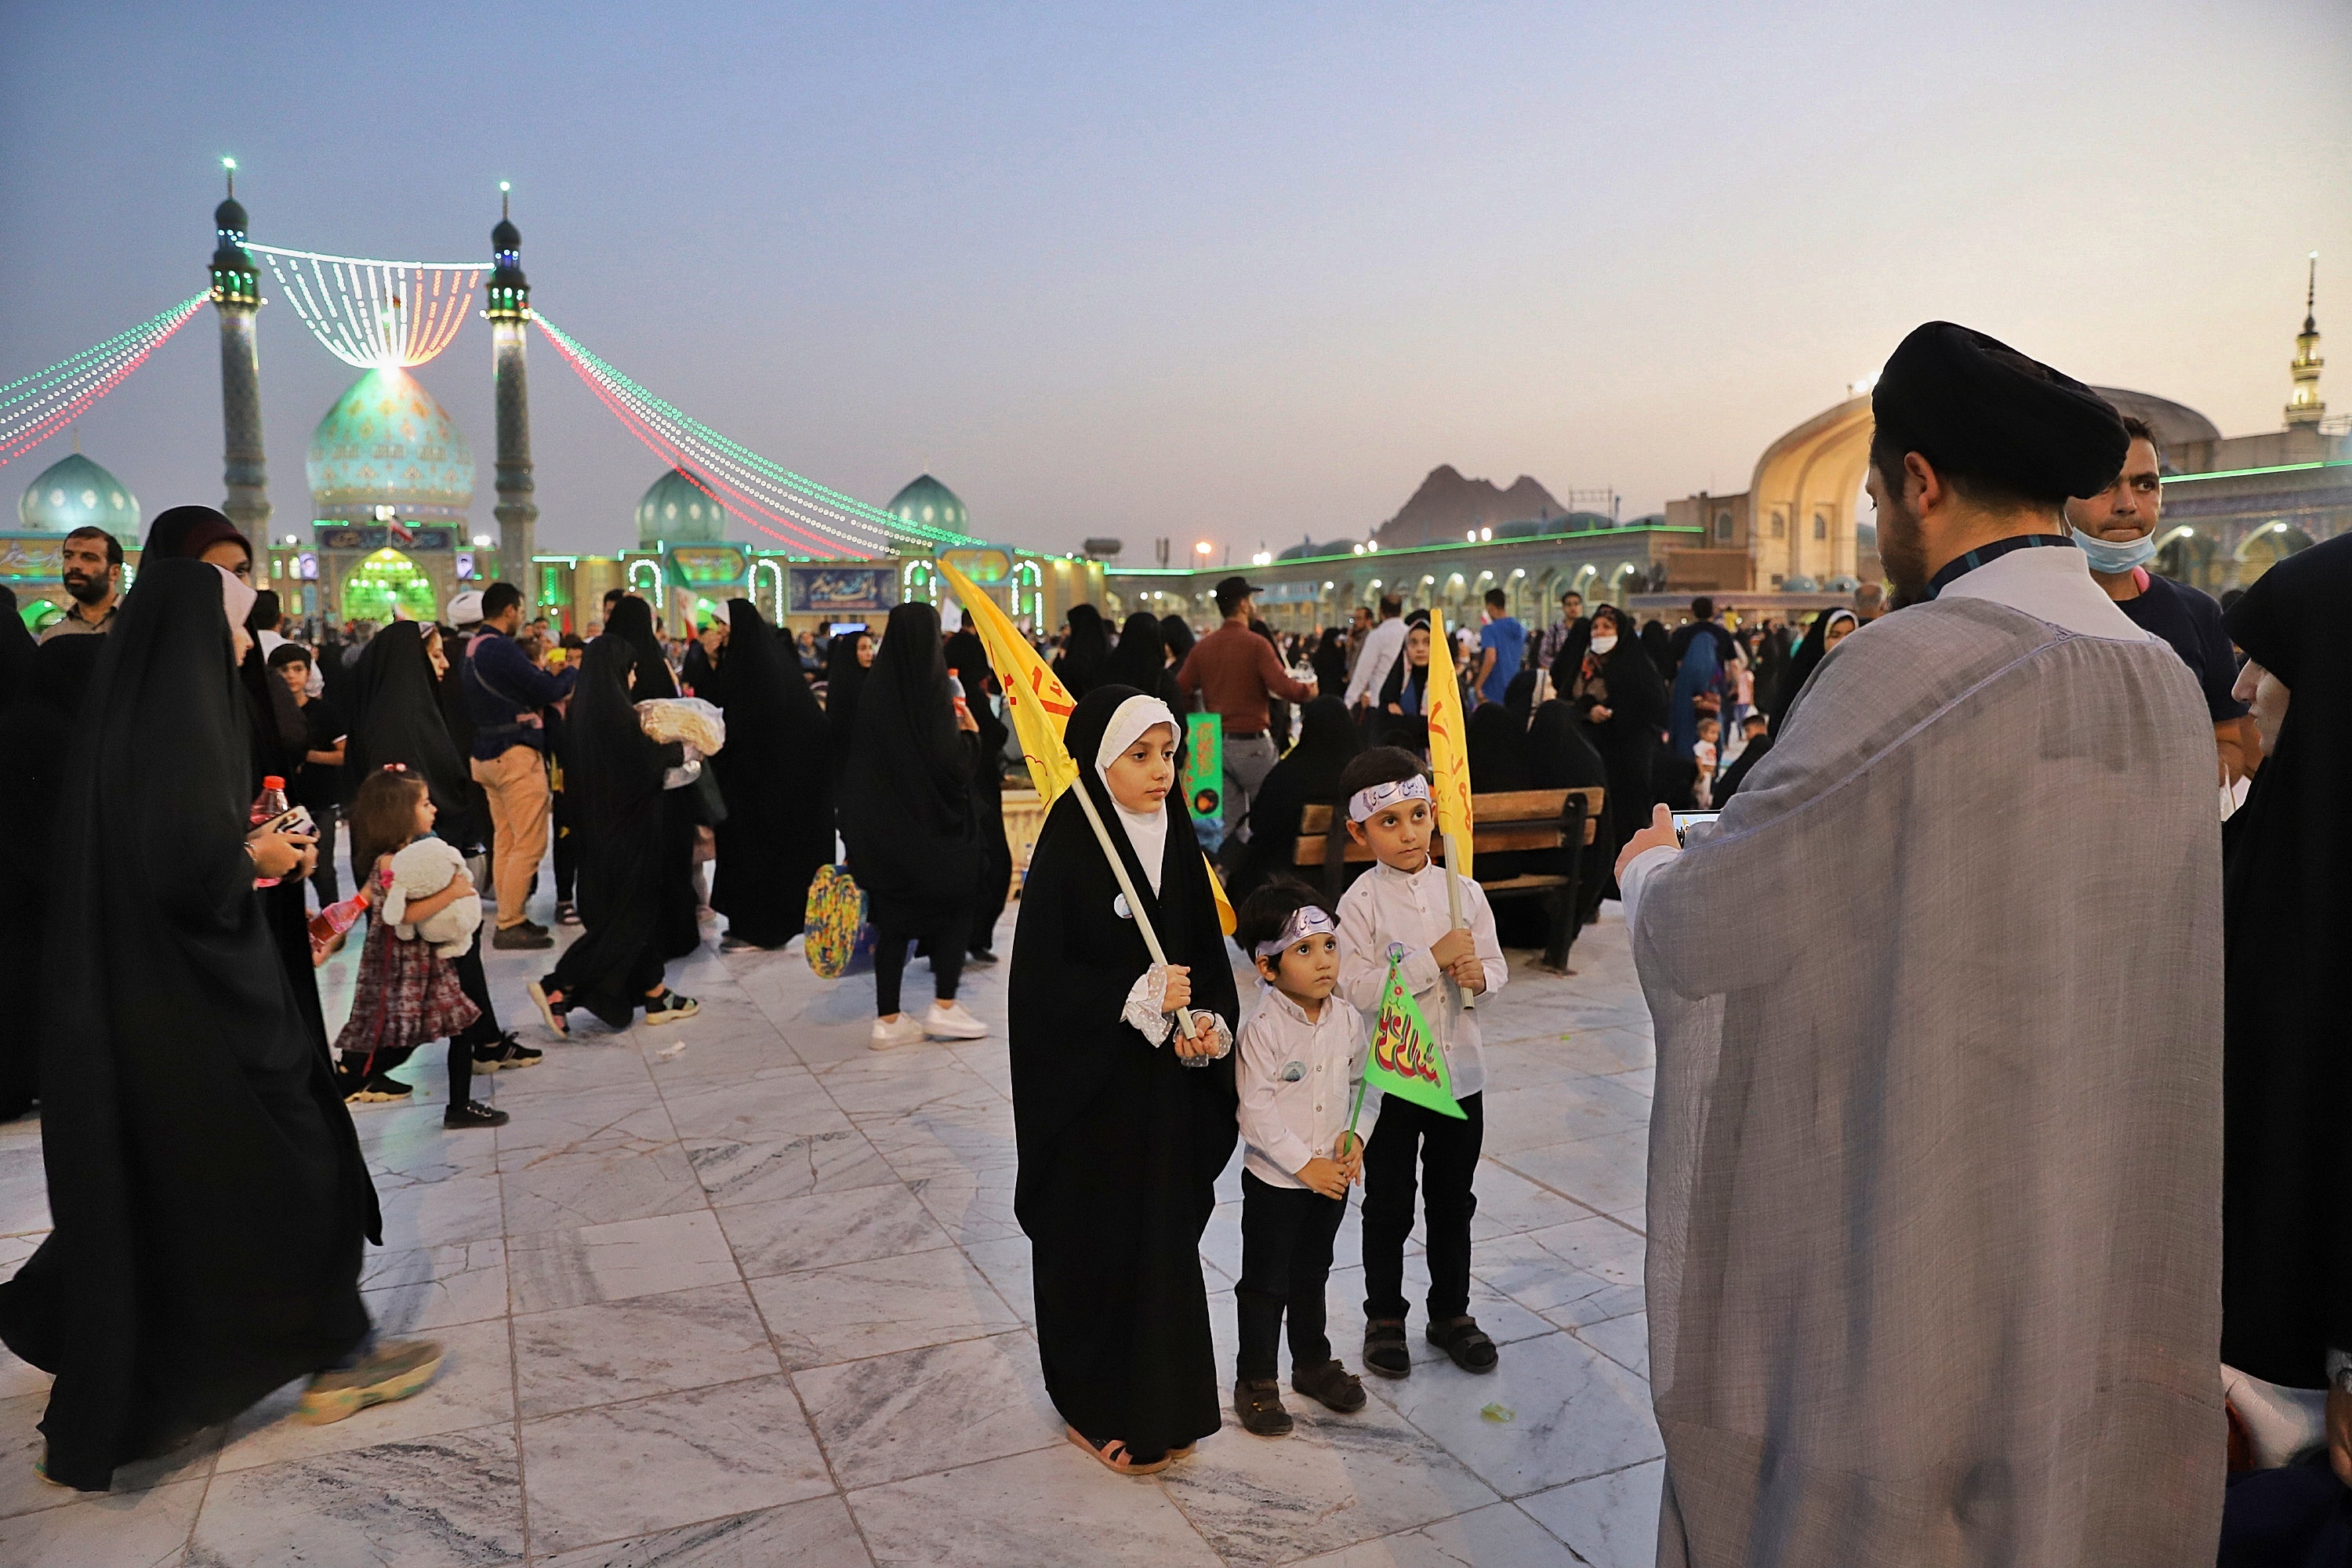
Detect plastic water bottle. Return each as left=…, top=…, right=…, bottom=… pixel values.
left=249, top=775, right=290, bottom=888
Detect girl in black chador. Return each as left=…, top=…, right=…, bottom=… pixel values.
left=1011, top=685, right=1240, bottom=1475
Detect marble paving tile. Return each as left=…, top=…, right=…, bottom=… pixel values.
left=532, top=1493, right=873, bottom=1568
left=0, top=1475, right=205, bottom=1568
left=943, top=1040, right=1014, bottom=1098
left=1572, top=1311, right=1650, bottom=1379
left=189, top=1425, right=524, bottom=1566
left=1473, top=1217, right=1646, bottom=1328
left=521, top=1375, right=833, bottom=1555
left=363, top=1239, right=511, bottom=1334
left=1479, top=1074, right=1653, bottom=1155
left=216, top=1317, right=515, bottom=1472
left=846, top=1443, right=1223, bottom=1568
left=658, top=1068, right=833, bottom=1142
left=513, top=1283, right=780, bottom=1418
left=1519, top=1459, right=1664, bottom=1568
left=488, top=1083, right=677, bottom=1156
left=0, top=1343, right=45, bottom=1402
left=1280, top=1499, right=1586, bottom=1568
left=648, top=1032, right=810, bottom=1084
left=1490, top=1130, right=1651, bottom=1219
left=795, top=1330, right=1060, bottom=1490
left=1466, top=1158, right=1612, bottom=1242
left=500, top=1142, right=709, bottom=1236
left=483, top=1037, right=655, bottom=1098
left=0, top=1145, right=52, bottom=1238
left=717, top=1181, right=951, bottom=1279
left=1161, top=1400, right=1499, bottom=1566
left=359, top=1100, right=505, bottom=1182
left=960, top=1236, right=1036, bottom=1326
left=1380, top=1330, right=1661, bottom=1497
left=749, top=1246, right=1022, bottom=1370
left=813, top=1058, right=999, bottom=1121
left=858, top=1099, right=1020, bottom=1181
left=510, top=1210, right=739, bottom=1313
left=906, top=1169, right=1023, bottom=1244
left=685, top=1125, right=899, bottom=1208
left=377, top=1171, right=507, bottom=1250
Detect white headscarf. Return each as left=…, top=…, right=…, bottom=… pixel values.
left=1094, top=694, right=1178, bottom=895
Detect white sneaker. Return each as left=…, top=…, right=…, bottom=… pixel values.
left=869, top=1014, right=927, bottom=1051
left=924, top=1001, right=989, bottom=1040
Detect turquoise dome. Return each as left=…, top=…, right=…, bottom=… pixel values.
left=885, top=474, right=971, bottom=533
left=18, top=451, right=139, bottom=542
left=637, top=467, right=732, bottom=546
left=307, top=368, right=474, bottom=523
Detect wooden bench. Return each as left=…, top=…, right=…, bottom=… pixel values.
left=1294, top=786, right=1603, bottom=971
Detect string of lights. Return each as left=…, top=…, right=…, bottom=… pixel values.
left=249, top=244, right=483, bottom=368
left=0, top=295, right=208, bottom=466
left=534, top=313, right=982, bottom=558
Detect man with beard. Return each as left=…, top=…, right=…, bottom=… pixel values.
left=1616, top=322, right=2226, bottom=1566
left=41, top=527, right=121, bottom=640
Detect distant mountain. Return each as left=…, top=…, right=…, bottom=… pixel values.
left=1375, top=466, right=1566, bottom=547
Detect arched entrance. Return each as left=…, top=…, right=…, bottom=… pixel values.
left=2154, top=527, right=2218, bottom=595
left=2233, top=521, right=2313, bottom=587
left=341, top=547, right=437, bottom=623
left=1749, top=394, right=1873, bottom=590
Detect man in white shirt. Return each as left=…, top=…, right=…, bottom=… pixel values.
left=1616, top=321, right=2223, bottom=1567
left=1341, top=595, right=1406, bottom=735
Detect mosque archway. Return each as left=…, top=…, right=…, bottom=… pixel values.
left=1748, top=394, right=1873, bottom=590
left=2154, top=528, right=2219, bottom=595
left=340, top=547, right=437, bottom=623
left=2232, top=520, right=2312, bottom=586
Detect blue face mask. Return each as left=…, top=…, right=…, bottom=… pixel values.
left=2071, top=526, right=2158, bottom=575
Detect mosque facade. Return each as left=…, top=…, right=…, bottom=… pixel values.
left=5, top=447, right=143, bottom=633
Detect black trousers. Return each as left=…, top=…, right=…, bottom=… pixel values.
left=1236, top=1171, right=1345, bottom=1381
left=1360, top=1092, right=1484, bottom=1323
left=873, top=906, right=969, bottom=1016
left=307, top=806, right=342, bottom=906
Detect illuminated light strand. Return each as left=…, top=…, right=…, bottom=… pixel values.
left=0, top=296, right=208, bottom=466
left=249, top=243, right=483, bottom=368
left=534, top=313, right=982, bottom=557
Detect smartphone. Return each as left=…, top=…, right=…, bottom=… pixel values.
left=1670, top=811, right=1721, bottom=846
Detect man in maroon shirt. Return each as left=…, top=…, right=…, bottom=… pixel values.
left=1174, top=575, right=1316, bottom=842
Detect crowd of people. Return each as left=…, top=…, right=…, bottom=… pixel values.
left=0, top=317, right=2343, bottom=1568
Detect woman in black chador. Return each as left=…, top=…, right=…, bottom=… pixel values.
left=1225, top=694, right=1360, bottom=905
left=604, top=594, right=704, bottom=959
left=0, top=558, right=442, bottom=1493
left=1011, top=685, right=1239, bottom=1475
left=707, top=600, right=833, bottom=951
left=1567, top=603, right=1665, bottom=880
left=529, top=637, right=698, bottom=1032
left=944, top=626, right=1014, bottom=964
left=344, top=620, right=524, bottom=1086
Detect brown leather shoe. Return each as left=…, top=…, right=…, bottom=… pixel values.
left=1234, top=1377, right=1293, bottom=1437
left=1291, top=1357, right=1367, bottom=1414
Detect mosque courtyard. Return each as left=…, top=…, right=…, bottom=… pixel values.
left=0, top=898, right=1665, bottom=1567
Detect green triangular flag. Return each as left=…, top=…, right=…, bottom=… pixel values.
left=1365, top=953, right=1467, bottom=1120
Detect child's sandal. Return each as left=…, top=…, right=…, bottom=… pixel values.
left=1426, top=1315, right=1498, bottom=1374
left=1363, top=1317, right=1412, bottom=1380
left=1065, top=1426, right=1170, bottom=1475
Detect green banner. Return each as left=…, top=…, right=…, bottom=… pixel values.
left=1182, top=710, right=1223, bottom=831
left=1366, top=954, right=1466, bottom=1120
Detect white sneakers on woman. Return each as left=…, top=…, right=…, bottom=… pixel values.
left=869, top=1002, right=990, bottom=1050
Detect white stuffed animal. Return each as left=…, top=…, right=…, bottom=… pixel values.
left=384, top=837, right=482, bottom=958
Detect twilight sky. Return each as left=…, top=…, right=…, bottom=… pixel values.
left=3, top=0, right=2347, bottom=560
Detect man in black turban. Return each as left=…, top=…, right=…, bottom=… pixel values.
left=1866, top=321, right=2128, bottom=603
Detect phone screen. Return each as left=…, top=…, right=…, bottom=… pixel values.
left=1670, top=811, right=1721, bottom=845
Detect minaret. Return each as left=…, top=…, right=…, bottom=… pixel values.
left=487, top=183, right=539, bottom=601
left=2285, top=252, right=2325, bottom=426
left=209, top=159, right=272, bottom=538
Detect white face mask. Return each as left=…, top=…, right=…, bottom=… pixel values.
left=1588, top=633, right=1618, bottom=655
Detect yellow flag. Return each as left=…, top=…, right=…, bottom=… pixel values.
left=1423, top=604, right=1475, bottom=881
left=936, top=560, right=1236, bottom=934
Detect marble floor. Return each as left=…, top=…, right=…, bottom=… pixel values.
left=0, top=888, right=1664, bottom=1567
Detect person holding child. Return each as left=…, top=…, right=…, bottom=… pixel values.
left=1334, top=746, right=1508, bottom=1379
left=1011, top=685, right=1240, bottom=1477
left=336, top=769, right=510, bottom=1128
left=1230, top=881, right=1374, bottom=1437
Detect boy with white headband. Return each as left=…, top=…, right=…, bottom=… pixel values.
left=1333, top=746, right=1506, bottom=1379
left=1229, top=880, right=1374, bottom=1438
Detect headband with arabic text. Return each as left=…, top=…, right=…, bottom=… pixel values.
left=1348, top=773, right=1429, bottom=824
left=1253, top=904, right=1338, bottom=960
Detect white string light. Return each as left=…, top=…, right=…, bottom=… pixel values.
left=249, top=243, right=483, bottom=368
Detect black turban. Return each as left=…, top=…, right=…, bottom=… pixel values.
left=1871, top=321, right=2127, bottom=503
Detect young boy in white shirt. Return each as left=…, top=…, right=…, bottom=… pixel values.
left=1231, top=881, right=1374, bottom=1438
left=1334, top=747, right=1507, bottom=1379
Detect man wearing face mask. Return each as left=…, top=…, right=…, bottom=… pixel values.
left=2066, top=415, right=2256, bottom=784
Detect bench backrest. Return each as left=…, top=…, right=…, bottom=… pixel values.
left=1294, top=786, right=1602, bottom=868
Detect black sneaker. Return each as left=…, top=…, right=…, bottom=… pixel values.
left=492, top=921, right=555, bottom=951
left=472, top=1034, right=543, bottom=1074
left=1234, top=1378, right=1293, bottom=1438
left=643, top=989, right=699, bottom=1026
left=965, top=949, right=1000, bottom=967
left=443, top=1100, right=509, bottom=1130
left=343, top=1071, right=412, bottom=1105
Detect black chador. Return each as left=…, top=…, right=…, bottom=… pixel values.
left=708, top=599, right=833, bottom=949
left=1010, top=684, right=1239, bottom=1464
left=0, top=560, right=378, bottom=1490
